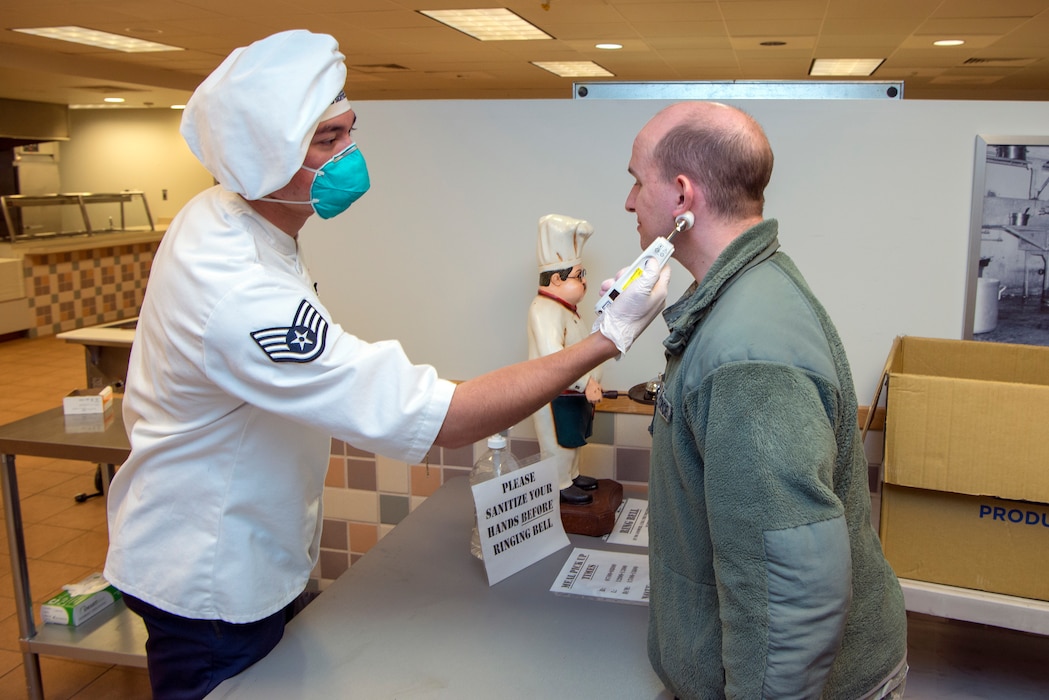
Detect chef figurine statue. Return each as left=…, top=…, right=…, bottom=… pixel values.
left=528, top=214, right=604, bottom=505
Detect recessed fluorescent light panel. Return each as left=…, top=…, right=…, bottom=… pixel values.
left=68, top=103, right=134, bottom=109
left=532, top=61, right=613, bottom=78
left=809, top=58, right=884, bottom=77
left=419, top=8, right=552, bottom=41
left=13, top=26, right=183, bottom=52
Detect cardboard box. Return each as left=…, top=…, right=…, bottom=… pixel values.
left=41, top=580, right=121, bottom=626
left=880, top=484, right=1049, bottom=601
left=63, top=385, right=114, bottom=415
left=877, top=336, right=1049, bottom=601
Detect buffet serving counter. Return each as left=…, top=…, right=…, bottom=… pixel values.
left=208, top=477, right=670, bottom=699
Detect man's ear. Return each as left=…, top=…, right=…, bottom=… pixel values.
left=676, top=174, right=698, bottom=212
left=549, top=272, right=564, bottom=287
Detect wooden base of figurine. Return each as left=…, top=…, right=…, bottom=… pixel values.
left=560, top=479, right=623, bottom=537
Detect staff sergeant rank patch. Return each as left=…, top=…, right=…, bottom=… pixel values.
left=251, top=299, right=328, bottom=363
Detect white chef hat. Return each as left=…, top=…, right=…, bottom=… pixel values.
left=180, top=30, right=349, bottom=200
left=536, top=214, right=594, bottom=273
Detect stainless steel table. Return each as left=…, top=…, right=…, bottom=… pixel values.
left=208, top=477, right=671, bottom=699
left=0, top=400, right=146, bottom=700
left=56, top=317, right=136, bottom=391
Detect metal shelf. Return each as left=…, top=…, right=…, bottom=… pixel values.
left=29, top=601, right=147, bottom=668
left=986, top=155, right=1049, bottom=169
left=1, top=401, right=141, bottom=699
left=901, top=578, right=1049, bottom=636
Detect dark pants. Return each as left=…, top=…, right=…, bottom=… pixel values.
left=124, top=592, right=312, bottom=700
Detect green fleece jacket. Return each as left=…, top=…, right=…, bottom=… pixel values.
left=647, top=220, right=907, bottom=699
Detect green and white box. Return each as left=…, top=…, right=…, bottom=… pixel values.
left=41, top=577, right=122, bottom=626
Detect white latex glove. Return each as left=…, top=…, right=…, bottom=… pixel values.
left=591, top=258, right=671, bottom=354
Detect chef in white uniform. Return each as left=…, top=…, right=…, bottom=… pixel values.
left=528, top=214, right=604, bottom=504
left=103, top=29, right=670, bottom=699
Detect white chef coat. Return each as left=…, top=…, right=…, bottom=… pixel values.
left=104, top=186, right=455, bottom=623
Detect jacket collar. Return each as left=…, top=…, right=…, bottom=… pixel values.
left=663, top=219, right=781, bottom=356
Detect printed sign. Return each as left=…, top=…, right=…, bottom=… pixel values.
left=472, top=457, right=570, bottom=585
left=551, top=548, right=650, bottom=605
left=604, top=498, right=649, bottom=547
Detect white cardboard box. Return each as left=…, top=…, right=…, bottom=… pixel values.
left=62, top=385, right=113, bottom=415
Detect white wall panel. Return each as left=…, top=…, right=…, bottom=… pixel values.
left=302, top=98, right=1049, bottom=404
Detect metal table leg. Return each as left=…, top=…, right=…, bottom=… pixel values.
left=100, top=463, right=116, bottom=495
left=1, top=453, right=44, bottom=700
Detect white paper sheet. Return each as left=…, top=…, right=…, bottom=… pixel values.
left=550, top=548, right=650, bottom=605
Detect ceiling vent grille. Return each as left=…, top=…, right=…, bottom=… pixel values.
left=963, top=57, right=1037, bottom=66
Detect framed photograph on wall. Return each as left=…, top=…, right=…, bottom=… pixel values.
left=963, top=135, right=1049, bottom=345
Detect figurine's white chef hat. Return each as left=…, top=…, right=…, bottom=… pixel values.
left=180, top=30, right=349, bottom=200
left=536, top=214, right=594, bottom=273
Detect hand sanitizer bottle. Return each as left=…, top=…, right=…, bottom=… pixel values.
left=469, top=433, right=521, bottom=560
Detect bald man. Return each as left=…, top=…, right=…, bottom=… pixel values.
left=636, top=102, right=908, bottom=700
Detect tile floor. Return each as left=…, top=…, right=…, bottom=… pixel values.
left=0, top=334, right=1047, bottom=699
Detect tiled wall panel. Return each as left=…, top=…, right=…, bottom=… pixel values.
left=314, top=412, right=655, bottom=589
left=23, top=242, right=159, bottom=337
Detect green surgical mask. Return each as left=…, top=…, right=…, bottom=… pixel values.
left=260, top=142, right=371, bottom=219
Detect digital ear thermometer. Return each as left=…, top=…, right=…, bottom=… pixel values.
left=594, top=212, right=695, bottom=315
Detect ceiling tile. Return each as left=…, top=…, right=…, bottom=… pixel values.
left=2, top=0, right=1049, bottom=104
